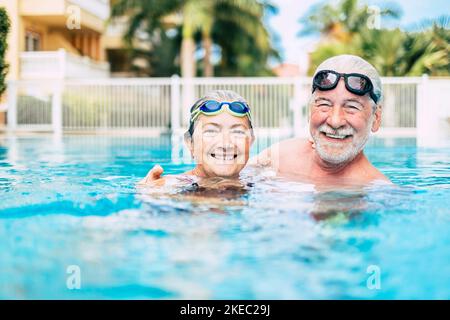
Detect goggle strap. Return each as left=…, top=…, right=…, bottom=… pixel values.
left=189, top=103, right=252, bottom=123
left=313, top=71, right=378, bottom=104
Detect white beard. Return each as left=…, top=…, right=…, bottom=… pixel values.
left=312, top=117, right=373, bottom=165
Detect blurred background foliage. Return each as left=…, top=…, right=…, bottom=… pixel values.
left=111, top=0, right=281, bottom=77
left=111, top=0, right=449, bottom=77
left=301, top=0, right=449, bottom=76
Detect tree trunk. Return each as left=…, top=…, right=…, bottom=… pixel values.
left=181, top=5, right=196, bottom=78
left=202, top=32, right=213, bottom=77
left=181, top=37, right=196, bottom=78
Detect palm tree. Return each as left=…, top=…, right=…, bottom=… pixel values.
left=308, top=22, right=450, bottom=76
left=178, top=0, right=213, bottom=77
left=111, top=0, right=279, bottom=77
left=212, top=0, right=279, bottom=76
left=178, top=0, right=279, bottom=77
left=407, top=15, right=450, bottom=76
left=354, top=28, right=406, bottom=76
left=302, top=0, right=449, bottom=77
left=350, top=16, right=449, bottom=76
left=110, top=0, right=183, bottom=75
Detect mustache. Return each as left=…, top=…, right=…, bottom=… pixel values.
left=318, top=124, right=355, bottom=136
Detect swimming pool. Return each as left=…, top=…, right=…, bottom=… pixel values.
left=0, top=134, right=449, bottom=299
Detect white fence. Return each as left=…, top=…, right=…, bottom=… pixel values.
left=5, top=76, right=450, bottom=146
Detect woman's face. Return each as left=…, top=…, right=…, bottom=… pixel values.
left=187, top=112, right=254, bottom=178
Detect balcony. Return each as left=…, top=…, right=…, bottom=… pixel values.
left=20, top=49, right=110, bottom=79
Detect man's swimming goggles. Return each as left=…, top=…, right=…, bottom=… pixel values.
left=312, top=70, right=379, bottom=104
left=190, top=100, right=252, bottom=122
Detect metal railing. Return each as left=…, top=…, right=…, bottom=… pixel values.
left=5, top=76, right=449, bottom=145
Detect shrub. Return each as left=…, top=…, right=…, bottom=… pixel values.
left=0, top=7, right=10, bottom=96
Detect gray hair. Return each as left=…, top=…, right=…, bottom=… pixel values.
left=186, top=89, right=253, bottom=138
left=313, top=54, right=383, bottom=110
left=193, top=90, right=248, bottom=106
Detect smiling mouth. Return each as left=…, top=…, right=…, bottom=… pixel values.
left=321, top=132, right=353, bottom=140
left=211, top=153, right=238, bottom=160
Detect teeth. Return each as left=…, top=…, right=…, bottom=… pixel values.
left=324, top=133, right=348, bottom=139
left=211, top=153, right=237, bottom=160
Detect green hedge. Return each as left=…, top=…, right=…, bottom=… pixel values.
left=0, top=7, right=10, bottom=96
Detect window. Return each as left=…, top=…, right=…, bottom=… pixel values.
left=25, top=31, right=41, bottom=51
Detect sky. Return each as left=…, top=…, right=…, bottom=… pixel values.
left=268, top=0, right=450, bottom=69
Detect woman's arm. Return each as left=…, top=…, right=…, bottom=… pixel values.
left=137, top=165, right=165, bottom=186
left=248, top=147, right=273, bottom=167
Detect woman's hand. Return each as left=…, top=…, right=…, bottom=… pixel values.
left=138, top=165, right=165, bottom=186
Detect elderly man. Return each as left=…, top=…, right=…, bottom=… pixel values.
left=143, top=54, right=390, bottom=185
left=252, top=54, right=390, bottom=184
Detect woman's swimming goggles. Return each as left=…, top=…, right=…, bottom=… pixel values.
left=190, top=100, right=252, bottom=122
left=312, top=70, right=379, bottom=104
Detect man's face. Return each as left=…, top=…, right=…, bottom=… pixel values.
left=309, top=79, right=381, bottom=165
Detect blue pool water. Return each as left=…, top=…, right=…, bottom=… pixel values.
left=0, top=134, right=449, bottom=299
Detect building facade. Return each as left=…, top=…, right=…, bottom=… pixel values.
left=0, top=0, right=111, bottom=81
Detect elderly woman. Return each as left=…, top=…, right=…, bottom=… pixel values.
left=138, top=89, right=254, bottom=187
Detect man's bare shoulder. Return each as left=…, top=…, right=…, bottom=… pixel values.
left=250, top=137, right=311, bottom=167
left=276, top=137, right=313, bottom=155
left=361, top=156, right=392, bottom=183
left=369, top=167, right=392, bottom=183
